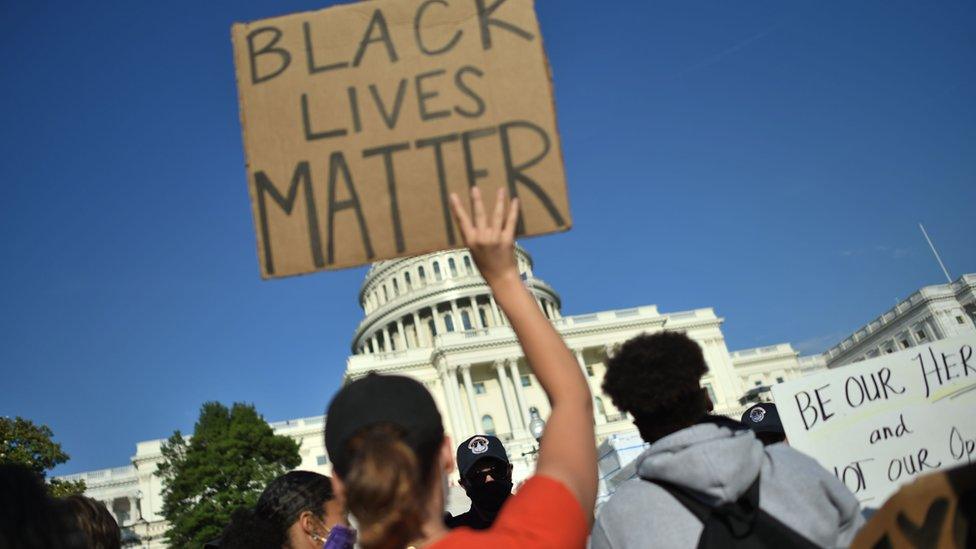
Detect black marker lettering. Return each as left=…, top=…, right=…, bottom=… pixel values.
left=462, top=127, right=497, bottom=188
left=246, top=26, right=291, bottom=84
left=499, top=120, right=566, bottom=234
left=414, top=0, right=462, bottom=56
left=369, top=79, right=408, bottom=130
left=303, top=21, right=349, bottom=74
left=416, top=69, right=451, bottom=121
left=326, top=152, right=374, bottom=264
left=363, top=143, right=410, bottom=253
left=253, top=162, right=323, bottom=275
left=475, top=0, right=534, bottom=50
left=301, top=94, right=347, bottom=141
left=454, top=65, right=486, bottom=118
left=416, top=133, right=460, bottom=245
left=353, top=9, right=399, bottom=67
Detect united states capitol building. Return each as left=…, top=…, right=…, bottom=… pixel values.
left=60, top=246, right=845, bottom=546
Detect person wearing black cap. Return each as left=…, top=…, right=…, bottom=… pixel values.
left=741, top=402, right=787, bottom=446
left=323, top=188, right=597, bottom=549
left=445, top=435, right=514, bottom=530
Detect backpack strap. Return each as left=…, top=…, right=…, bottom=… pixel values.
left=650, top=477, right=761, bottom=543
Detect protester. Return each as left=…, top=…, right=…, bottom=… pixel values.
left=60, top=495, right=121, bottom=549
left=740, top=402, right=787, bottom=446
left=324, top=187, right=596, bottom=549
left=218, top=470, right=353, bottom=549
left=590, top=332, right=865, bottom=548
left=0, top=464, right=85, bottom=549
left=445, top=435, right=514, bottom=530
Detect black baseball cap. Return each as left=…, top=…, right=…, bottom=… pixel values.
left=456, top=435, right=509, bottom=478
left=325, top=373, right=444, bottom=477
left=741, top=402, right=784, bottom=435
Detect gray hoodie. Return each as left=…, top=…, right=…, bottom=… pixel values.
left=590, top=420, right=864, bottom=548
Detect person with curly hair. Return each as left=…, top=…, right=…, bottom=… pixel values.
left=590, top=332, right=865, bottom=548
left=60, top=496, right=121, bottom=549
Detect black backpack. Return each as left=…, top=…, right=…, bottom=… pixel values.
left=648, top=476, right=820, bottom=548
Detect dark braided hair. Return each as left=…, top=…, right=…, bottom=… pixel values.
left=221, top=471, right=334, bottom=548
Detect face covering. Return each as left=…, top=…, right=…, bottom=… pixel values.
left=466, top=480, right=513, bottom=515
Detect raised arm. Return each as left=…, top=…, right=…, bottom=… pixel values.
left=449, top=188, right=597, bottom=521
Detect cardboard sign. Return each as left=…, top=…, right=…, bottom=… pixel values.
left=231, top=0, right=571, bottom=278
left=771, top=336, right=976, bottom=507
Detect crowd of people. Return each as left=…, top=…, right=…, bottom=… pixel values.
left=3, top=188, right=973, bottom=548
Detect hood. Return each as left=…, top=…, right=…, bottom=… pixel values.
left=635, top=419, right=764, bottom=504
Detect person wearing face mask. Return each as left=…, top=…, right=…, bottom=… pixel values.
left=446, top=435, right=514, bottom=530
left=217, top=470, right=355, bottom=549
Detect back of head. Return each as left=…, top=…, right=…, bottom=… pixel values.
left=325, top=374, right=445, bottom=549
left=61, top=496, right=121, bottom=549
left=602, top=331, right=711, bottom=442
left=0, top=464, right=84, bottom=549
left=221, top=470, right=334, bottom=547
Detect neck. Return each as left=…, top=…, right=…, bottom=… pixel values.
left=409, top=473, right=450, bottom=548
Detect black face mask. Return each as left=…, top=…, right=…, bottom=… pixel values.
left=466, top=479, right=513, bottom=515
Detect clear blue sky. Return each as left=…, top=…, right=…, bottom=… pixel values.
left=1, top=0, right=973, bottom=475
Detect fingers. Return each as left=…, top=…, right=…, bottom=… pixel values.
left=471, top=186, right=487, bottom=230
left=449, top=193, right=474, bottom=240
left=502, top=197, right=520, bottom=241
left=491, top=187, right=507, bottom=233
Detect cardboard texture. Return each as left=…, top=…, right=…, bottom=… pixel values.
left=231, top=0, right=571, bottom=278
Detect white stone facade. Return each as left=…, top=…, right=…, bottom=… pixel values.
left=59, top=247, right=818, bottom=546
left=823, top=274, right=976, bottom=368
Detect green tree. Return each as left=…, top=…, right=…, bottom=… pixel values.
left=0, top=416, right=87, bottom=497
left=156, top=402, right=301, bottom=547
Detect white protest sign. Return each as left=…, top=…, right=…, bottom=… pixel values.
left=771, top=335, right=976, bottom=507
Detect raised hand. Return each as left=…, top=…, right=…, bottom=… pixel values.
left=449, top=187, right=520, bottom=287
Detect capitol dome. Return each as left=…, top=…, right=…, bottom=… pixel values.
left=351, top=245, right=562, bottom=355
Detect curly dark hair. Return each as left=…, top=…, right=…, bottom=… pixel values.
left=602, top=331, right=712, bottom=442
left=220, top=470, right=334, bottom=548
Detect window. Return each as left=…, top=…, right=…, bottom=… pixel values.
left=444, top=314, right=455, bottom=332
left=316, top=455, right=328, bottom=466
left=703, top=383, right=717, bottom=404
left=392, top=278, right=399, bottom=296
left=595, top=397, right=607, bottom=416
left=916, top=330, right=927, bottom=341
left=382, top=285, right=388, bottom=302
left=479, top=308, right=489, bottom=328
left=520, top=374, right=532, bottom=387
left=418, top=266, right=427, bottom=285
left=433, top=261, right=442, bottom=281
left=900, top=339, right=911, bottom=349
left=585, top=366, right=594, bottom=377
left=958, top=316, right=966, bottom=325
left=428, top=319, right=437, bottom=337
left=448, top=257, right=458, bottom=277
left=754, top=380, right=762, bottom=387
left=776, top=377, right=784, bottom=383
left=463, top=255, right=473, bottom=275
left=461, top=310, right=472, bottom=330
left=474, top=382, right=486, bottom=395
left=482, top=414, right=496, bottom=435
left=404, top=272, right=412, bottom=289
left=885, top=347, right=894, bottom=354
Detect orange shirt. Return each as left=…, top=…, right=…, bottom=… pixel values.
left=430, top=475, right=588, bottom=549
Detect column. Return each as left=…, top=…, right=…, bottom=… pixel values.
left=507, top=358, right=530, bottom=428
left=494, top=360, right=525, bottom=437
left=450, top=300, right=461, bottom=330
left=438, top=360, right=464, bottom=438
left=472, top=298, right=485, bottom=329
left=396, top=319, right=407, bottom=349
left=412, top=311, right=428, bottom=346
left=129, top=496, right=141, bottom=521
left=381, top=326, right=391, bottom=352
left=460, top=364, right=482, bottom=434
left=575, top=349, right=599, bottom=425
left=371, top=334, right=380, bottom=353
left=434, top=306, right=446, bottom=335
left=489, top=297, right=502, bottom=326
left=448, top=365, right=469, bottom=434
